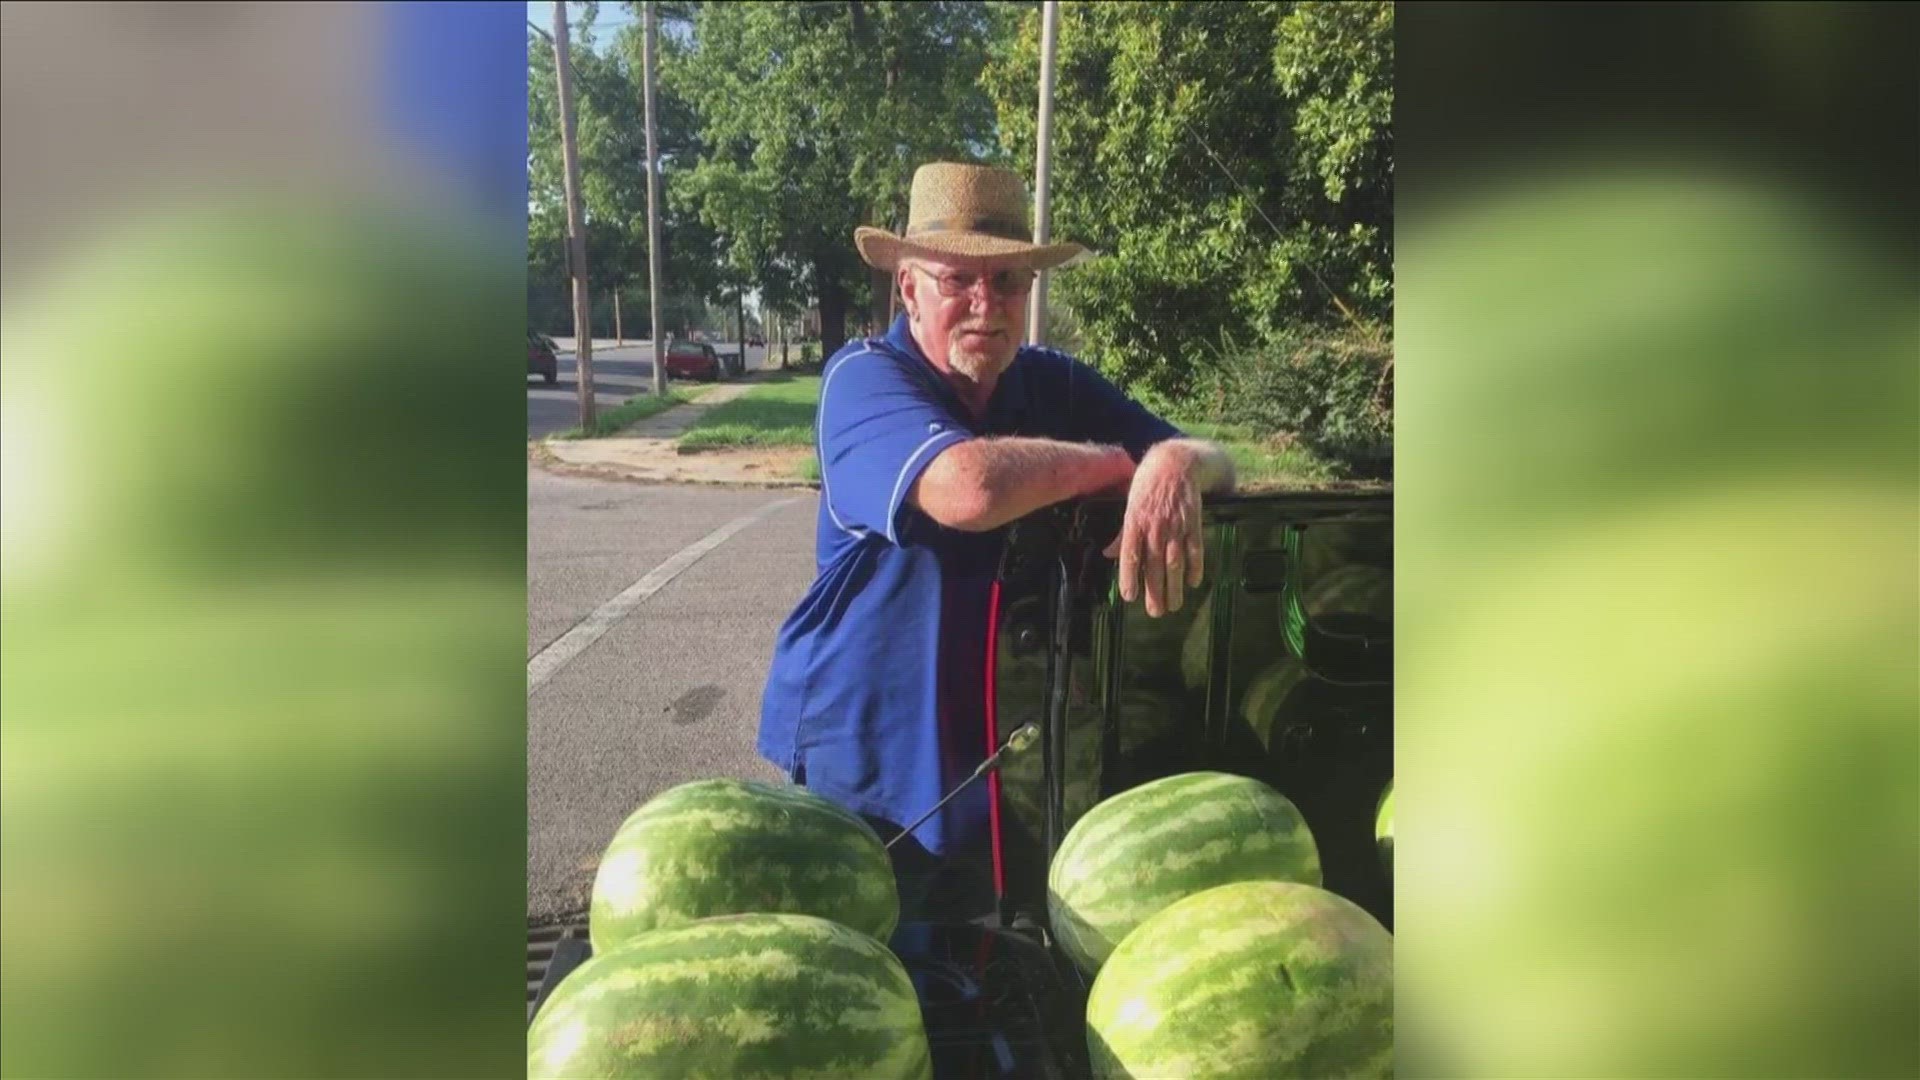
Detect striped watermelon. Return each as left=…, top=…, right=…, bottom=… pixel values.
left=1113, top=593, right=1194, bottom=688
left=1377, top=780, right=1394, bottom=881
left=1086, top=880, right=1394, bottom=1080
left=1047, top=772, right=1322, bottom=977
left=1180, top=595, right=1214, bottom=691
left=1305, top=564, right=1392, bottom=620
left=1115, top=687, right=1192, bottom=755
left=1184, top=593, right=1297, bottom=692
left=996, top=662, right=1108, bottom=841
left=529, top=913, right=932, bottom=1080
left=590, top=778, right=898, bottom=954
left=1239, top=658, right=1312, bottom=752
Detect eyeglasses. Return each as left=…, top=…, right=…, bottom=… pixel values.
left=914, top=266, right=1036, bottom=300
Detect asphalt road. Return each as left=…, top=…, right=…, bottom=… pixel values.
left=527, top=467, right=819, bottom=921
left=527, top=340, right=771, bottom=440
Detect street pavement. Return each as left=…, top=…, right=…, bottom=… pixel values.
left=527, top=340, right=769, bottom=439
left=527, top=466, right=820, bottom=921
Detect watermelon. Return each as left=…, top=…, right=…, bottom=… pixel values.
left=1180, top=595, right=1214, bottom=691
left=1305, top=564, right=1393, bottom=620
left=1183, top=593, right=1291, bottom=693
left=1116, top=597, right=1197, bottom=689
left=996, top=660, right=1108, bottom=842
left=1048, top=772, right=1322, bottom=977
left=1376, top=780, right=1394, bottom=881
left=529, top=913, right=932, bottom=1080
left=1239, top=658, right=1313, bottom=751
left=1086, top=880, right=1394, bottom=1080
left=589, top=778, right=898, bottom=954
left=1115, top=687, right=1192, bottom=756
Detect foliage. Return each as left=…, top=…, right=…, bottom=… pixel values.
left=1185, top=323, right=1393, bottom=479
left=527, top=0, right=1395, bottom=471
left=1176, top=421, right=1338, bottom=488
left=664, top=1, right=1008, bottom=356
left=981, top=1, right=1393, bottom=399
left=528, top=7, right=720, bottom=335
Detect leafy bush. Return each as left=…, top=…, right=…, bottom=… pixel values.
left=1184, top=324, right=1393, bottom=480
left=984, top=1, right=1393, bottom=400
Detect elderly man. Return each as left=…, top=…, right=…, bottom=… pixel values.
left=757, top=162, right=1234, bottom=918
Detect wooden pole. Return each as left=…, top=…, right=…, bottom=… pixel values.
left=552, top=2, right=596, bottom=423
left=614, top=289, right=623, bottom=347
left=1025, top=0, right=1060, bottom=347
left=643, top=1, right=668, bottom=394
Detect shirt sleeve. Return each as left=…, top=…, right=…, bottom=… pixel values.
left=817, top=346, right=975, bottom=545
left=1058, top=354, right=1186, bottom=459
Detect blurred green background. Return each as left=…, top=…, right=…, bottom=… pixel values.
left=1, top=5, right=528, bottom=1078
left=1396, top=3, right=1917, bottom=1077
left=1, top=3, right=1914, bottom=1078
left=2, top=205, right=528, bottom=1077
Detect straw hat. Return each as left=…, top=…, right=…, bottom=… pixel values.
left=854, top=162, right=1091, bottom=272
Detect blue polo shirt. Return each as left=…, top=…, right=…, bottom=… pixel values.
left=757, top=314, right=1182, bottom=855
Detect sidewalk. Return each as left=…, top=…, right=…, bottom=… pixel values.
left=535, top=382, right=815, bottom=489
left=548, top=337, right=759, bottom=354
left=548, top=337, right=654, bottom=354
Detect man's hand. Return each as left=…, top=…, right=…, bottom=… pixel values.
left=1104, top=440, right=1235, bottom=617
left=1105, top=445, right=1204, bottom=617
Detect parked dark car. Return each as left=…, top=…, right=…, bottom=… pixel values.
left=529, top=489, right=1393, bottom=1078
left=528, top=331, right=559, bottom=385
left=662, top=340, right=725, bottom=382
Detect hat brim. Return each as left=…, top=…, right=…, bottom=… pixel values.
left=855, top=227, right=1093, bottom=272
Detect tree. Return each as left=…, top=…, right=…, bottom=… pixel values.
left=664, top=1, right=1005, bottom=357
left=982, top=1, right=1392, bottom=397
left=528, top=8, right=721, bottom=336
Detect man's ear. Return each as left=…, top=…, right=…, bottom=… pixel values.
left=896, top=264, right=916, bottom=317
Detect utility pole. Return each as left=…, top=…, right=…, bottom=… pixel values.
left=736, top=289, right=746, bottom=376
left=1025, top=0, right=1060, bottom=347
left=643, top=1, right=668, bottom=396
left=614, top=288, right=623, bottom=347
left=552, top=2, right=596, bottom=425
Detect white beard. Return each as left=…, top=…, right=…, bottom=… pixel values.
left=948, top=333, right=1016, bottom=383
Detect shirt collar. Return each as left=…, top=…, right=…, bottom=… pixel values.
left=883, top=312, right=922, bottom=363
left=882, top=313, right=1031, bottom=429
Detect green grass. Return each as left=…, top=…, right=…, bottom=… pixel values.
left=1177, top=420, right=1341, bottom=489
left=781, top=420, right=1333, bottom=489
left=659, top=374, right=1335, bottom=489
left=676, top=375, right=821, bottom=452
left=549, top=389, right=690, bottom=440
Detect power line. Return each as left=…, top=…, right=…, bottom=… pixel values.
left=528, top=10, right=639, bottom=52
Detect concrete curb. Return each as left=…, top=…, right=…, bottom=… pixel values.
left=528, top=441, right=820, bottom=492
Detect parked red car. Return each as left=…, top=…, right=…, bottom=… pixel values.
left=528, top=331, right=559, bottom=385
left=662, top=340, right=726, bottom=381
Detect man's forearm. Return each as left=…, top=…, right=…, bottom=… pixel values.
left=1144, top=438, right=1237, bottom=494
left=912, top=437, right=1135, bottom=532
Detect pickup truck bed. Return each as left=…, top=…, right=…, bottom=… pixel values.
left=529, top=490, right=1392, bottom=1079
